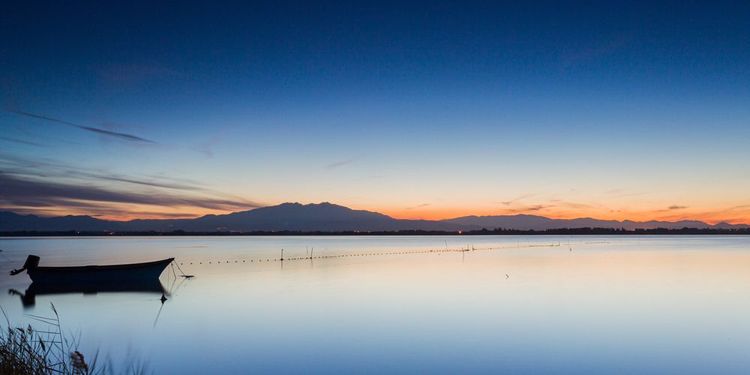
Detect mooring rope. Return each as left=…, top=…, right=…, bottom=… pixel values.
left=173, top=261, right=194, bottom=278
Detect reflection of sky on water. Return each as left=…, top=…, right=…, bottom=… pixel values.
left=1, top=236, right=749, bottom=374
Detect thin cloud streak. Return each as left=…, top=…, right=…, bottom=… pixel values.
left=325, top=157, right=358, bottom=170
left=7, top=109, right=156, bottom=143
left=500, top=204, right=551, bottom=214
left=0, top=136, right=43, bottom=147
left=0, top=154, right=202, bottom=192
left=71, top=171, right=205, bottom=191
left=0, top=153, right=259, bottom=213
left=0, top=172, right=260, bottom=213
left=499, top=193, right=536, bottom=206
left=405, top=203, right=431, bottom=210
left=78, top=125, right=154, bottom=143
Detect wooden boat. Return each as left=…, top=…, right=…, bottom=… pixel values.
left=10, top=255, right=174, bottom=283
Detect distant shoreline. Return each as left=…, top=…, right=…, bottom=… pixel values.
left=2, top=228, right=750, bottom=237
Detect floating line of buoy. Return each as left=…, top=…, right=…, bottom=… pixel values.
left=174, top=242, right=564, bottom=268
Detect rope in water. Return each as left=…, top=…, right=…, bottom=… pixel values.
left=173, top=261, right=194, bottom=278
left=173, top=241, right=564, bottom=267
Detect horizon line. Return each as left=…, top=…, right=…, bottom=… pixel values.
left=2, top=202, right=748, bottom=227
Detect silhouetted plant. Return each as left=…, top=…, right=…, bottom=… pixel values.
left=0, top=304, right=147, bottom=375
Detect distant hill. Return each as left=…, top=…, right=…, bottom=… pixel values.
left=121, top=202, right=456, bottom=232
left=0, top=211, right=114, bottom=232
left=0, top=202, right=747, bottom=233
left=441, top=214, right=747, bottom=231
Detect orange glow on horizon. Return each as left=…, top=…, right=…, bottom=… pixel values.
left=14, top=202, right=750, bottom=225
left=381, top=206, right=750, bottom=225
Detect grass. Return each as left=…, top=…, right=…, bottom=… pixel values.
left=0, top=304, right=147, bottom=375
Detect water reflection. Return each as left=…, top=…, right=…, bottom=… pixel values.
left=0, top=236, right=748, bottom=374
left=8, top=279, right=167, bottom=308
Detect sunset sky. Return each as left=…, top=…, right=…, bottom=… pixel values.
left=1, top=1, right=749, bottom=223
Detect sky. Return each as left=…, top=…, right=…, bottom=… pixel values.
left=1, top=1, right=749, bottom=223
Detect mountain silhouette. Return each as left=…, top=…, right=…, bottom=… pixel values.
left=0, top=202, right=747, bottom=232
left=441, top=214, right=739, bottom=231
left=0, top=211, right=114, bottom=232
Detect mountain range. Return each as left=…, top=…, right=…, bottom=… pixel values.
left=1, top=202, right=747, bottom=233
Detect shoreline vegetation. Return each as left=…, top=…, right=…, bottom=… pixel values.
left=2, top=227, right=750, bottom=237
left=0, top=305, right=147, bottom=375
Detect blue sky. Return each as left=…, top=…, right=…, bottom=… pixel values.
left=1, top=1, right=749, bottom=222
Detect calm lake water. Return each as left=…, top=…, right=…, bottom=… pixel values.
left=0, top=235, right=749, bottom=374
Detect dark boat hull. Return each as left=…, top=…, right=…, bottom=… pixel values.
left=27, top=258, right=174, bottom=284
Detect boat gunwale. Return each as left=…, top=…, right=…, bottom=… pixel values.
left=29, top=258, right=174, bottom=273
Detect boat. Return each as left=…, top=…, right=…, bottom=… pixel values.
left=10, top=255, right=174, bottom=284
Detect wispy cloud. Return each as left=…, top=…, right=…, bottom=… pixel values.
left=405, top=203, right=431, bottom=210
left=517, top=204, right=547, bottom=212
left=554, top=200, right=596, bottom=210
left=192, top=143, right=215, bottom=158
left=0, top=136, right=43, bottom=147
left=499, top=193, right=536, bottom=206
left=71, top=172, right=204, bottom=191
left=0, top=154, right=203, bottom=192
left=0, top=173, right=258, bottom=211
left=603, top=189, right=649, bottom=199
left=78, top=125, right=154, bottom=143
left=325, top=157, right=359, bottom=170
left=191, top=133, right=226, bottom=158
left=652, top=204, right=690, bottom=214
left=6, top=109, right=156, bottom=143
left=0, top=154, right=261, bottom=218
left=649, top=204, right=750, bottom=225
left=501, top=204, right=552, bottom=214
